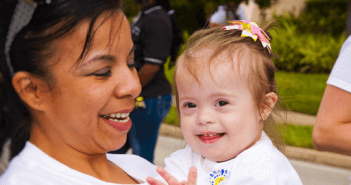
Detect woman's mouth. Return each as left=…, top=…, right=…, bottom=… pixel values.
left=197, top=132, right=225, bottom=144
left=103, top=113, right=130, bottom=123
left=101, top=112, right=132, bottom=132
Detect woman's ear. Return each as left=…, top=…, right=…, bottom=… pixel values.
left=261, top=92, right=278, bottom=120
left=12, top=72, right=50, bottom=112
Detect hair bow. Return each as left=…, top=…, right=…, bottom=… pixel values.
left=222, top=20, right=271, bottom=52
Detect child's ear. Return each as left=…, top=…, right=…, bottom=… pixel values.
left=12, top=71, right=50, bottom=112
left=260, top=92, right=278, bottom=120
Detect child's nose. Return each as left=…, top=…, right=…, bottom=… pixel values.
left=196, top=107, right=215, bottom=125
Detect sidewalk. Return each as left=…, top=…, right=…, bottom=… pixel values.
left=159, top=110, right=351, bottom=170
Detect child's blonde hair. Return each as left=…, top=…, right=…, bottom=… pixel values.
left=174, top=24, right=286, bottom=152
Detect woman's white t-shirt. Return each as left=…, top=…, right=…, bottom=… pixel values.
left=164, top=131, right=303, bottom=185
left=0, top=142, right=164, bottom=185
left=327, top=35, right=351, bottom=93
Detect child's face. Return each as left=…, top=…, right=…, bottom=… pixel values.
left=176, top=51, right=263, bottom=162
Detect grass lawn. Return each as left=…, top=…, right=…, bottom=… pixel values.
left=276, top=71, right=329, bottom=115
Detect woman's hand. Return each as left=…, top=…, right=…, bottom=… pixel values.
left=146, top=166, right=197, bottom=185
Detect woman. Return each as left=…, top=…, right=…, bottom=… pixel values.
left=0, top=0, right=197, bottom=184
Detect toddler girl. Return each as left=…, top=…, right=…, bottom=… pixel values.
left=149, top=21, right=303, bottom=185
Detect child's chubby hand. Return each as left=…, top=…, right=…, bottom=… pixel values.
left=146, top=166, right=197, bottom=185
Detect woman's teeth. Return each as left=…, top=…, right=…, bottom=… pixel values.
left=103, top=113, right=130, bottom=122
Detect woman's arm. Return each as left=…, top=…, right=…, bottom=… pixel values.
left=312, top=85, right=351, bottom=155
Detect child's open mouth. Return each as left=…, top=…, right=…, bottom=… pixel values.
left=197, top=133, right=225, bottom=144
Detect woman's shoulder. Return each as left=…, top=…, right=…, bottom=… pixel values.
left=107, top=154, right=160, bottom=179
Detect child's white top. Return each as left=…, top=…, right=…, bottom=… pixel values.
left=164, top=131, right=303, bottom=185
left=0, top=142, right=164, bottom=185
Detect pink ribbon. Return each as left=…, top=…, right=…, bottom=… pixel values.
left=222, top=20, right=271, bottom=52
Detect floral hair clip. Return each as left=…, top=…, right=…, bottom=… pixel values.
left=221, top=20, right=272, bottom=53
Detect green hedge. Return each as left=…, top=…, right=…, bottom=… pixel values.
left=274, top=0, right=348, bottom=36
left=270, top=18, right=346, bottom=73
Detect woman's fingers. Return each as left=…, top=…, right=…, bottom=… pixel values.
left=146, top=176, right=166, bottom=185
left=186, top=166, right=197, bottom=185
left=156, top=167, right=181, bottom=185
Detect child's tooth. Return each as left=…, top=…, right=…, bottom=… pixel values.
left=110, top=113, right=116, bottom=118
left=108, top=118, right=114, bottom=121
left=116, top=113, right=121, bottom=118
left=209, top=134, right=213, bottom=136
left=122, top=113, right=128, bottom=118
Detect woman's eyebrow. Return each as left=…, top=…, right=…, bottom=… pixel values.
left=79, top=46, right=135, bottom=69
left=79, top=55, right=116, bottom=68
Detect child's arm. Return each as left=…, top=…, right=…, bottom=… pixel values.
left=146, top=166, right=197, bottom=185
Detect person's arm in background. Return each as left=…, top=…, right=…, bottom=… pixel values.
left=312, top=85, right=351, bottom=155
left=138, top=63, right=160, bottom=87
left=138, top=13, right=172, bottom=87
left=312, top=36, right=351, bottom=155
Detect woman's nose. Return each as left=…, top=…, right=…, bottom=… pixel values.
left=114, top=67, right=141, bottom=99
left=197, top=107, right=215, bottom=125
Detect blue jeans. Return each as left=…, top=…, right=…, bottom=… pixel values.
left=111, top=94, right=172, bottom=163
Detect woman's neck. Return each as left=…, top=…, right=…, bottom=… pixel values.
left=29, top=124, right=138, bottom=184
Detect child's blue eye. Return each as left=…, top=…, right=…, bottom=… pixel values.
left=93, top=68, right=111, bottom=77
left=216, top=101, right=228, bottom=106
left=184, top=103, right=196, bottom=108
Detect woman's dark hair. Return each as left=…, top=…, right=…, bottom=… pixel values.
left=0, top=0, right=123, bottom=159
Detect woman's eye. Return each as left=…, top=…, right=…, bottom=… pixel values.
left=93, top=68, right=111, bottom=77
left=216, top=101, right=228, bottom=106
left=127, top=58, right=135, bottom=68
left=184, top=103, right=196, bottom=108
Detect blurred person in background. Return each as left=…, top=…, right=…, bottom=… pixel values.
left=209, top=1, right=248, bottom=28
left=111, top=0, right=174, bottom=163
left=312, top=35, right=351, bottom=156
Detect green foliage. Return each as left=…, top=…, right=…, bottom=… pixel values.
left=164, top=106, right=179, bottom=126
left=270, top=17, right=346, bottom=73
left=123, top=0, right=141, bottom=22
left=254, top=0, right=278, bottom=9
left=274, top=0, right=348, bottom=36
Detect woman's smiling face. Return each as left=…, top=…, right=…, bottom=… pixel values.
left=34, top=12, right=141, bottom=154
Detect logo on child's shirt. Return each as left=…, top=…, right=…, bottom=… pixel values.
left=209, top=169, right=231, bottom=185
